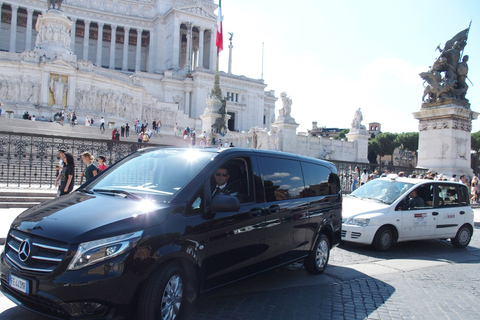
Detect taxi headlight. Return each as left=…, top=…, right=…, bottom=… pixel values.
left=346, top=218, right=370, bottom=227
left=67, top=231, right=143, bottom=270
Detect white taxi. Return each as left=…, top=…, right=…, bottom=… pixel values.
left=342, top=175, right=474, bottom=251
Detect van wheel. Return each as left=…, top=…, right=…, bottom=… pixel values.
left=372, top=226, right=394, bottom=251
left=451, top=224, right=472, bottom=248
left=304, top=233, right=330, bottom=274
left=137, top=263, right=185, bottom=320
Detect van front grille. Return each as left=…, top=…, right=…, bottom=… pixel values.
left=5, top=229, right=69, bottom=274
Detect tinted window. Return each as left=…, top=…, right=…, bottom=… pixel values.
left=301, top=162, right=338, bottom=196
left=259, top=157, right=305, bottom=202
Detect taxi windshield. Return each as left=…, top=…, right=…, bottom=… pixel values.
left=85, top=149, right=213, bottom=200
left=351, top=179, right=415, bottom=205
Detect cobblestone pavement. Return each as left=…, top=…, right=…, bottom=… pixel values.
left=1, top=226, right=480, bottom=319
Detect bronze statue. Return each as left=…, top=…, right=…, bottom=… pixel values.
left=421, top=25, right=471, bottom=103
left=48, top=0, right=63, bottom=10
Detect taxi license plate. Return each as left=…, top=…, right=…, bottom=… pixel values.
left=8, top=274, right=30, bottom=294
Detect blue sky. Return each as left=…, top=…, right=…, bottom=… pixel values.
left=216, top=0, right=480, bottom=134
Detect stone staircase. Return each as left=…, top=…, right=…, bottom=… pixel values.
left=0, top=189, right=57, bottom=208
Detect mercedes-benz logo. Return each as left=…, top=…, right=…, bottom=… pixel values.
left=18, top=239, right=31, bottom=262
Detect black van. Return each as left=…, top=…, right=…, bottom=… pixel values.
left=1, top=147, right=342, bottom=320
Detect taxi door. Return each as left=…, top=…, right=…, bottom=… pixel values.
left=399, top=183, right=437, bottom=240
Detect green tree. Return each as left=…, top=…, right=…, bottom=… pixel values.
left=394, top=132, right=419, bottom=152
left=368, top=139, right=379, bottom=164
left=373, top=132, right=399, bottom=157
left=334, top=129, right=350, bottom=140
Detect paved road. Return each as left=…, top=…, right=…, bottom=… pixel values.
left=1, top=210, right=480, bottom=320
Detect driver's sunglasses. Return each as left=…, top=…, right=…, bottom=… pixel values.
left=215, top=172, right=229, bottom=177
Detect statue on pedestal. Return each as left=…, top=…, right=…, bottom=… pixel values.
left=351, top=108, right=366, bottom=132
left=47, top=0, right=63, bottom=10
left=420, top=25, right=471, bottom=104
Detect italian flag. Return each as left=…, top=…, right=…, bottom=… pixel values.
left=216, top=0, right=223, bottom=54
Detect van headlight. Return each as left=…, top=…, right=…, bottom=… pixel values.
left=345, top=218, right=370, bottom=227
left=67, top=231, right=143, bottom=270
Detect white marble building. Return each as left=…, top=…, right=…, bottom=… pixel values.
left=0, top=0, right=277, bottom=132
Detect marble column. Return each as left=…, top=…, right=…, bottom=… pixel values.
left=198, top=27, right=204, bottom=68
left=172, top=20, right=180, bottom=69
left=9, top=5, right=18, bottom=52
left=25, top=8, right=34, bottom=51
left=96, top=23, right=104, bottom=66
left=186, top=23, right=193, bottom=72
left=209, top=28, right=216, bottom=71
left=122, top=27, right=130, bottom=71
left=109, top=24, right=117, bottom=69
left=83, top=20, right=90, bottom=60
left=70, top=18, right=77, bottom=53
left=135, top=28, right=143, bottom=71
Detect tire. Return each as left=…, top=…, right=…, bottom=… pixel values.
left=137, top=263, right=185, bottom=320
left=372, top=226, right=395, bottom=251
left=304, top=233, right=330, bottom=274
left=451, top=224, right=472, bottom=248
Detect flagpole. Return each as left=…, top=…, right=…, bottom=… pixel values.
left=261, top=41, right=264, bottom=80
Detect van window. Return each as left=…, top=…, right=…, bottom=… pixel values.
left=301, top=162, right=337, bottom=196
left=210, top=157, right=255, bottom=204
left=259, top=157, right=305, bottom=202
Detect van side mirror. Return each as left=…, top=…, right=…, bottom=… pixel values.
left=209, top=194, right=241, bottom=212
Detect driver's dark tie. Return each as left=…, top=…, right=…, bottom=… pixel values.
left=213, top=187, right=220, bottom=196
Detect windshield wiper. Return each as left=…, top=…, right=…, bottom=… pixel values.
left=93, top=189, right=142, bottom=200
left=77, top=189, right=94, bottom=195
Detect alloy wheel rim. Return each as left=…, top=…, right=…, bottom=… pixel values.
left=160, top=275, right=183, bottom=320
left=316, top=239, right=328, bottom=268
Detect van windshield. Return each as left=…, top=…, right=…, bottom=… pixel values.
left=351, top=179, right=415, bottom=205
left=85, top=149, right=213, bottom=200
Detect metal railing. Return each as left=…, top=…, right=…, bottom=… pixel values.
left=0, top=131, right=428, bottom=191
left=0, top=131, right=162, bottom=188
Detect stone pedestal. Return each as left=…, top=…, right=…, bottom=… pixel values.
left=413, top=102, right=479, bottom=177
left=346, top=129, right=370, bottom=163
left=34, top=10, right=76, bottom=62
left=273, top=119, right=299, bottom=154
left=201, top=97, right=230, bottom=136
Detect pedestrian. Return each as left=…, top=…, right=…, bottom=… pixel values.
left=58, top=152, right=75, bottom=196
left=212, top=131, right=216, bottom=145
left=115, top=129, right=120, bottom=141
left=0, top=102, right=2, bottom=117
left=143, top=132, right=150, bottom=143
left=97, top=155, right=108, bottom=172
left=80, top=152, right=97, bottom=182
left=223, top=140, right=229, bottom=148
left=31, top=115, right=36, bottom=121
left=134, top=118, right=139, bottom=133
left=60, top=109, right=65, bottom=125
left=125, top=123, right=130, bottom=137
left=152, top=119, right=157, bottom=134
left=157, top=119, right=162, bottom=133
left=138, top=131, right=143, bottom=143
left=229, top=142, right=234, bottom=147
left=191, top=131, right=196, bottom=147
left=71, top=112, right=77, bottom=126
left=121, top=124, right=125, bottom=137
left=85, top=116, right=90, bottom=126
left=90, top=117, right=94, bottom=126
left=112, top=128, right=117, bottom=140
left=352, top=166, right=360, bottom=191
left=54, top=149, right=66, bottom=181
left=360, top=169, right=368, bottom=186
left=100, top=117, right=105, bottom=131
left=173, top=122, right=178, bottom=135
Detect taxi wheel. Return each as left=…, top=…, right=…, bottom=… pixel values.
left=137, top=262, right=185, bottom=320
left=451, top=224, right=472, bottom=248
left=304, top=233, right=330, bottom=274
left=372, top=226, right=394, bottom=251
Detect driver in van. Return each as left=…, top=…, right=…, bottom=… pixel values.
left=212, top=166, right=232, bottom=196
left=212, top=165, right=244, bottom=201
